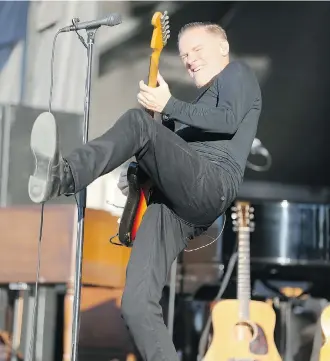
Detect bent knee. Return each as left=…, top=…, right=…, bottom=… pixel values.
left=127, top=108, right=155, bottom=127
left=126, top=108, right=145, bottom=117
left=125, top=108, right=156, bottom=142
left=125, top=108, right=150, bottom=124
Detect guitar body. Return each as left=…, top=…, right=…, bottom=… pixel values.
left=204, top=299, right=281, bottom=361
left=118, top=161, right=148, bottom=247
left=117, top=11, right=170, bottom=247
left=320, top=304, right=330, bottom=360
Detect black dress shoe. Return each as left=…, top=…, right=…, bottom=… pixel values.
left=28, top=112, right=74, bottom=203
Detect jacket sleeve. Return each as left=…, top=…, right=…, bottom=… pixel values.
left=162, top=65, right=259, bottom=134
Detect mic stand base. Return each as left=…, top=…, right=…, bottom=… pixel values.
left=71, top=28, right=96, bottom=361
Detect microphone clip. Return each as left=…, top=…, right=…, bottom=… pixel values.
left=71, top=18, right=88, bottom=49
left=72, top=18, right=81, bottom=28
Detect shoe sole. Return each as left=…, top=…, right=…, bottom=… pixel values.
left=28, top=112, right=58, bottom=203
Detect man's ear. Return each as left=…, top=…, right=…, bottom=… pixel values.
left=220, top=40, right=229, bottom=56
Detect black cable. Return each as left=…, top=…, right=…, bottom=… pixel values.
left=27, top=28, right=62, bottom=361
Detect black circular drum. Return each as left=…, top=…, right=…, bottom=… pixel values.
left=222, top=201, right=330, bottom=280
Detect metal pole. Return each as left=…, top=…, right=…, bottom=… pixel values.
left=71, top=28, right=96, bottom=361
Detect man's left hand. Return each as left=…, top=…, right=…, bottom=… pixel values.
left=137, top=73, right=171, bottom=113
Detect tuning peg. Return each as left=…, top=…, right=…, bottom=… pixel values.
left=162, top=34, right=170, bottom=42
left=231, top=214, right=237, bottom=220
left=249, top=214, right=254, bottom=220
left=161, top=12, right=169, bottom=22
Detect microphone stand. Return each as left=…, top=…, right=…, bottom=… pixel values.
left=71, top=28, right=97, bottom=361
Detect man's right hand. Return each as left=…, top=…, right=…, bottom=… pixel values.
left=117, top=167, right=129, bottom=196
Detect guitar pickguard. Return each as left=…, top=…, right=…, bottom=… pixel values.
left=249, top=324, right=268, bottom=355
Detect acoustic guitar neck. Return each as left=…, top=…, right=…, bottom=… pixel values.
left=234, top=201, right=255, bottom=322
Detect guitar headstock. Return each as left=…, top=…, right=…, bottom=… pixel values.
left=231, top=201, right=255, bottom=233
left=150, top=11, right=170, bottom=51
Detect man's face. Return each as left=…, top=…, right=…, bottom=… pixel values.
left=178, top=27, right=229, bottom=88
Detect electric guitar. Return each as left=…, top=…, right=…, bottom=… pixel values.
left=203, top=201, right=282, bottom=361
left=117, top=11, right=170, bottom=247
left=319, top=304, right=330, bottom=361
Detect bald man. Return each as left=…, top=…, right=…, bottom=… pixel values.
left=28, top=22, right=261, bottom=361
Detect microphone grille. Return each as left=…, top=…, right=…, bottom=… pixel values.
left=106, top=13, right=122, bottom=26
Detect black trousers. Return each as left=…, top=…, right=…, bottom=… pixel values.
left=65, top=108, right=235, bottom=361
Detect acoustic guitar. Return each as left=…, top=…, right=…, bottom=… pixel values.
left=319, top=304, right=330, bottom=360
left=117, top=11, right=170, bottom=247
left=203, top=201, right=282, bottom=361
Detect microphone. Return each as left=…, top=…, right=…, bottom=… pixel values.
left=59, top=13, right=122, bottom=32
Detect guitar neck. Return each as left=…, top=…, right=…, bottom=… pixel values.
left=148, top=50, right=160, bottom=87
left=237, top=226, right=251, bottom=321
left=146, top=50, right=160, bottom=119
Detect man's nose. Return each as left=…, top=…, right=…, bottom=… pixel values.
left=187, top=54, right=197, bottom=64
